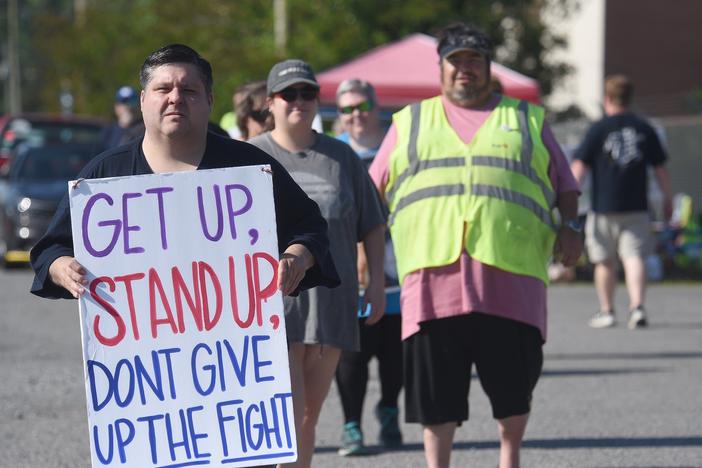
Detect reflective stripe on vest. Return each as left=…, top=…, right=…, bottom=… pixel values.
left=389, top=99, right=554, bottom=227
left=472, top=184, right=555, bottom=229
left=386, top=103, right=467, bottom=204
left=388, top=183, right=464, bottom=226
left=385, top=96, right=555, bottom=284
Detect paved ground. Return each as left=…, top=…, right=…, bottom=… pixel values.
left=1, top=267, right=701, bottom=467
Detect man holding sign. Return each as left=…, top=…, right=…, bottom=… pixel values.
left=30, top=44, right=339, bottom=468
left=32, top=44, right=337, bottom=300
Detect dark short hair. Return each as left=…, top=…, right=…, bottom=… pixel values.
left=436, top=22, right=493, bottom=62
left=605, top=74, right=634, bottom=107
left=140, top=44, right=213, bottom=94
left=235, top=81, right=271, bottom=140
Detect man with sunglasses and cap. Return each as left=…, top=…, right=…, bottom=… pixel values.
left=332, top=78, right=404, bottom=456
left=335, top=79, right=386, bottom=167
left=368, top=23, right=581, bottom=468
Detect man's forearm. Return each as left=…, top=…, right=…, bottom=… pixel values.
left=557, top=190, right=579, bottom=221
left=654, top=165, right=672, bottom=199
left=570, top=160, right=588, bottom=187
left=362, top=224, right=385, bottom=284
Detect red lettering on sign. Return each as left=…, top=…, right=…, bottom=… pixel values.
left=149, top=268, right=178, bottom=338
left=172, top=262, right=203, bottom=332
left=113, top=272, right=146, bottom=341
left=198, top=261, right=223, bottom=331
left=90, top=276, right=126, bottom=346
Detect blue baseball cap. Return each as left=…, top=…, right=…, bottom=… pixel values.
left=115, top=86, right=138, bottom=105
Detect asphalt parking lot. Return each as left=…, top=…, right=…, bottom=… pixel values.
left=1, top=267, right=701, bottom=467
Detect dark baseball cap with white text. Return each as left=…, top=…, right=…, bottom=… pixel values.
left=266, top=59, right=319, bottom=95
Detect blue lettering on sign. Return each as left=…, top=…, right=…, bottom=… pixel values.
left=137, top=413, right=165, bottom=464
left=132, top=405, right=212, bottom=466
left=90, top=392, right=294, bottom=465
left=192, top=337, right=276, bottom=396
left=87, top=338, right=292, bottom=465
left=87, top=347, right=181, bottom=412
left=252, top=335, right=273, bottom=383
left=216, top=399, right=244, bottom=457
left=216, top=392, right=294, bottom=459
left=221, top=451, right=295, bottom=464
left=92, top=418, right=134, bottom=464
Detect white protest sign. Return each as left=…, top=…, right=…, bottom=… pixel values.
left=68, top=165, right=296, bottom=467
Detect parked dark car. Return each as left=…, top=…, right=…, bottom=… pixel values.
left=0, top=143, right=97, bottom=266
left=0, top=113, right=105, bottom=175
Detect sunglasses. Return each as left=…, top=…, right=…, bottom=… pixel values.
left=276, top=87, right=319, bottom=102
left=339, top=100, right=374, bottom=114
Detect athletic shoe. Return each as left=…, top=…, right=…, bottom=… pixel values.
left=628, top=307, right=648, bottom=329
left=375, top=403, right=403, bottom=448
left=588, top=311, right=616, bottom=328
left=338, top=421, right=365, bottom=456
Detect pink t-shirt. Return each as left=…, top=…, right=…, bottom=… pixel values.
left=369, top=95, right=579, bottom=341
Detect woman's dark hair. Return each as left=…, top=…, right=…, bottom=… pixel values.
left=235, top=81, right=272, bottom=140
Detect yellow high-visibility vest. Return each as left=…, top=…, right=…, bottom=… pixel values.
left=386, top=95, right=556, bottom=285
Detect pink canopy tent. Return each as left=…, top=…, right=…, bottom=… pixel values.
left=317, top=33, right=540, bottom=108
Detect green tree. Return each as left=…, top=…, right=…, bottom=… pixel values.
left=34, top=0, right=279, bottom=118
left=29, top=0, right=576, bottom=118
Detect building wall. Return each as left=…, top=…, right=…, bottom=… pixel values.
left=547, top=0, right=702, bottom=119
left=544, top=0, right=606, bottom=119
left=605, top=0, right=702, bottom=117
left=657, top=115, right=702, bottom=212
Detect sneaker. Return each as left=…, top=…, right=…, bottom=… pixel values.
left=375, top=403, right=403, bottom=448
left=628, top=307, right=648, bottom=329
left=338, top=421, right=365, bottom=456
left=589, top=311, right=616, bottom=328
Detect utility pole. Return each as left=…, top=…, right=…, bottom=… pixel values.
left=74, top=0, right=87, bottom=27
left=274, top=0, right=287, bottom=57
left=7, top=0, right=22, bottom=114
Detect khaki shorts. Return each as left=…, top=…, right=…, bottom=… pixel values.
left=585, top=211, right=653, bottom=263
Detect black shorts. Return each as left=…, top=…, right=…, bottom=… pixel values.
left=404, top=313, right=543, bottom=424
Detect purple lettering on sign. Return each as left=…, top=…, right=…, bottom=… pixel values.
left=145, top=186, right=174, bottom=250
left=122, top=192, right=145, bottom=254
left=82, top=193, right=121, bottom=258
left=225, top=184, right=253, bottom=240
left=197, top=185, right=224, bottom=241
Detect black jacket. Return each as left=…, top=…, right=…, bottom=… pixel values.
left=30, top=132, right=340, bottom=299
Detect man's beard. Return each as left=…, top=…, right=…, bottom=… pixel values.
left=449, top=79, right=490, bottom=103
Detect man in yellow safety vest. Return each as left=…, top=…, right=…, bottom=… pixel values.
left=368, top=22, right=582, bottom=468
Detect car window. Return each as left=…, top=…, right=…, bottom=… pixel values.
left=2, top=119, right=103, bottom=153
left=13, top=146, right=95, bottom=182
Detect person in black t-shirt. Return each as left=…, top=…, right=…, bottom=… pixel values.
left=571, top=74, right=672, bottom=330
left=31, top=44, right=340, bottom=468
left=31, top=44, right=338, bottom=301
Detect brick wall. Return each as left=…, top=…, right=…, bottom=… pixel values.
left=605, top=0, right=702, bottom=116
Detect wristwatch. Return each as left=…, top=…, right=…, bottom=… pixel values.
left=563, top=219, right=583, bottom=233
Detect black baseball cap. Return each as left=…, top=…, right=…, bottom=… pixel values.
left=437, top=25, right=494, bottom=61
left=266, top=59, right=319, bottom=95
